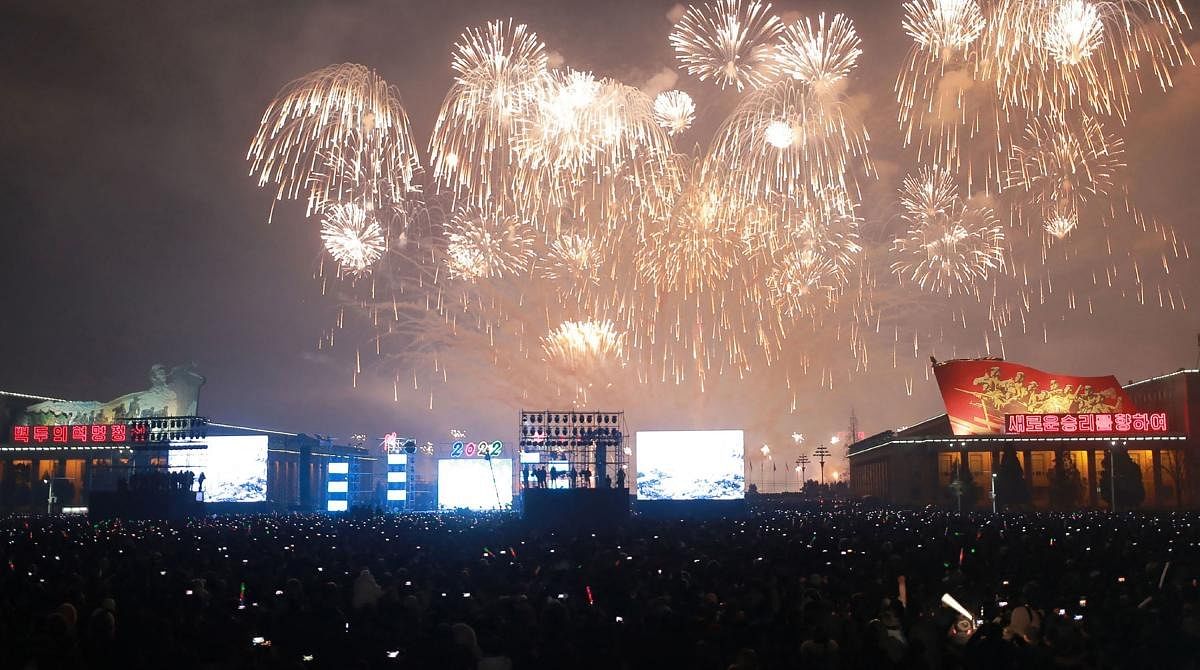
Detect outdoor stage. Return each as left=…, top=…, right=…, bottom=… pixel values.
left=521, top=487, right=630, bottom=527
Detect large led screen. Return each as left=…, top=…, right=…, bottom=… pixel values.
left=635, top=430, right=744, bottom=500
left=169, top=435, right=268, bottom=503
left=437, top=459, right=513, bottom=510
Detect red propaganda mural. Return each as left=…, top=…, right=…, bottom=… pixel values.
left=932, top=359, right=1134, bottom=435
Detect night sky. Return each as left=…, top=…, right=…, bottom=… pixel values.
left=3, top=1, right=1199, bottom=469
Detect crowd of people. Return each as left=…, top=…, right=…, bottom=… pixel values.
left=2, top=505, right=1198, bottom=669
left=119, top=469, right=204, bottom=494
left=521, top=463, right=627, bottom=490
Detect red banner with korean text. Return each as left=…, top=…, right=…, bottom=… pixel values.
left=932, top=359, right=1135, bottom=435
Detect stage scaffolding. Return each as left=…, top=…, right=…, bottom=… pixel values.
left=517, top=410, right=628, bottom=489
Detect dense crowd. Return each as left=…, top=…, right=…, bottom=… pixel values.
left=2, top=506, right=1198, bottom=669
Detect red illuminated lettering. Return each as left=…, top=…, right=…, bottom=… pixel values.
left=90, top=425, right=108, bottom=442
left=130, top=424, right=148, bottom=442
left=1131, top=413, right=1149, bottom=432
left=1042, top=415, right=1060, bottom=432
left=1006, top=415, right=1025, bottom=433
left=1060, top=415, right=1078, bottom=432
left=1114, top=413, right=1132, bottom=432
left=12, top=426, right=30, bottom=443
left=71, top=425, right=89, bottom=442
left=1025, top=416, right=1043, bottom=432
left=51, top=425, right=68, bottom=443
left=1078, top=414, right=1094, bottom=432
left=1149, top=412, right=1167, bottom=431
left=110, top=424, right=128, bottom=442
left=1095, top=414, right=1113, bottom=432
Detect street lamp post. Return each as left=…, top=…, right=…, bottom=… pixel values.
left=991, top=473, right=997, bottom=514
left=813, top=444, right=831, bottom=484
left=795, top=455, right=810, bottom=490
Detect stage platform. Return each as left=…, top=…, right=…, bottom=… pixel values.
left=521, top=487, right=630, bottom=528
left=88, top=490, right=203, bottom=520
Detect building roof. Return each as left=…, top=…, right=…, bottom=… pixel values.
left=850, top=367, right=1198, bottom=457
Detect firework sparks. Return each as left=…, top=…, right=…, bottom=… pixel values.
left=1008, top=112, right=1125, bottom=215
left=767, top=252, right=842, bottom=317
left=1044, top=207, right=1079, bottom=239
left=892, top=166, right=1005, bottom=295
left=428, top=20, right=548, bottom=209
left=895, top=0, right=997, bottom=180
left=444, top=206, right=535, bottom=281
left=775, top=13, right=862, bottom=94
left=653, top=90, right=697, bottom=135
left=704, top=77, right=871, bottom=202
left=540, top=233, right=602, bottom=286
left=320, top=203, right=388, bottom=276
left=542, top=320, right=626, bottom=368
left=1043, top=0, right=1105, bottom=66
left=669, top=0, right=785, bottom=91
left=902, top=0, right=986, bottom=53
left=247, top=64, right=421, bottom=215
left=980, top=0, right=1193, bottom=121
left=246, top=5, right=1195, bottom=422
left=638, top=178, right=740, bottom=294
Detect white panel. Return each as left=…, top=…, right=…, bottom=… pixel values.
left=327, top=462, right=349, bottom=474
left=437, top=459, right=513, bottom=510
left=386, top=489, right=406, bottom=501
left=519, top=451, right=541, bottom=464
left=326, top=500, right=348, bottom=512
left=387, top=453, right=407, bottom=465
left=635, top=430, right=745, bottom=501
left=387, top=471, right=406, bottom=483
left=327, top=481, right=349, bottom=493
left=168, top=435, right=269, bottom=503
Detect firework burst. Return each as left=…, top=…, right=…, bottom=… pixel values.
left=1008, top=112, right=1125, bottom=216
left=775, top=13, right=863, bottom=95
left=320, top=202, right=388, bottom=276
left=247, top=63, right=421, bottom=214
left=979, top=0, right=1193, bottom=121
left=542, top=320, right=626, bottom=369
left=1043, top=207, right=1079, bottom=239
left=245, top=6, right=1195, bottom=426
left=653, top=90, right=697, bottom=135
left=892, top=166, right=1005, bottom=295
left=444, top=206, right=535, bottom=281
left=766, top=252, right=842, bottom=317
left=428, top=20, right=548, bottom=209
left=704, top=77, right=870, bottom=202
left=540, top=233, right=602, bottom=286
left=902, top=0, right=986, bottom=53
left=669, top=0, right=785, bottom=91
left=637, top=171, right=741, bottom=295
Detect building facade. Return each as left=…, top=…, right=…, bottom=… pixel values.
left=0, top=369, right=378, bottom=513
left=850, top=364, right=1197, bottom=510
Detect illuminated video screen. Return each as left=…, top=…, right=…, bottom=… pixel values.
left=169, top=435, right=268, bottom=503
left=635, top=430, right=744, bottom=500
left=437, top=458, right=513, bottom=510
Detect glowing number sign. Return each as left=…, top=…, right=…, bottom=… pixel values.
left=450, top=440, right=503, bottom=458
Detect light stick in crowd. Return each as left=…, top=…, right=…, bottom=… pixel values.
left=941, top=593, right=973, bottom=621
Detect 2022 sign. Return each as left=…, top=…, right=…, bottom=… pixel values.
left=450, top=440, right=503, bottom=458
